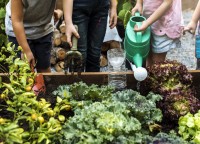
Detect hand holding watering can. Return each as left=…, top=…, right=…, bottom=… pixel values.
left=124, top=12, right=151, bottom=81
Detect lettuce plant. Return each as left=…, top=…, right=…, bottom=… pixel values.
left=140, top=60, right=200, bottom=121
left=178, top=110, right=200, bottom=144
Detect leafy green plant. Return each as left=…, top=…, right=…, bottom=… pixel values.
left=52, top=82, right=115, bottom=112
left=61, top=101, right=143, bottom=144
left=117, top=0, right=136, bottom=27
left=178, top=111, right=200, bottom=144
left=111, top=90, right=163, bottom=130
left=144, top=131, right=191, bottom=144
left=0, top=0, right=9, bottom=47
left=0, top=118, right=25, bottom=144
left=140, top=60, right=200, bottom=121
left=56, top=83, right=163, bottom=144
left=0, top=44, right=63, bottom=144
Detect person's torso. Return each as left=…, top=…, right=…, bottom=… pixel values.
left=143, top=0, right=183, bottom=39
left=5, top=0, right=56, bottom=39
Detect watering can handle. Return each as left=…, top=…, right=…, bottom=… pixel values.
left=135, top=11, right=140, bottom=17
left=134, top=12, right=142, bottom=43
left=71, top=25, right=78, bottom=51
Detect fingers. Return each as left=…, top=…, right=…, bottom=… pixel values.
left=131, top=9, right=142, bottom=15
left=73, top=30, right=80, bottom=39
left=183, top=27, right=195, bottom=35
left=66, top=33, right=72, bottom=47
left=131, top=9, right=137, bottom=16
left=131, top=5, right=143, bottom=16
left=109, top=16, right=117, bottom=29
left=134, top=25, right=141, bottom=32
left=30, top=59, right=36, bottom=72
left=66, top=25, right=80, bottom=47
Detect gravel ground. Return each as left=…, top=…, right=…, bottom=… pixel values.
left=166, top=10, right=197, bottom=70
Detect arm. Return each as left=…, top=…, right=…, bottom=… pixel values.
left=56, top=0, right=63, bottom=10
left=109, top=0, right=117, bottom=29
left=134, top=0, right=172, bottom=32
left=11, top=0, right=35, bottom=66
left=184, top=0, right=200, bottom=34
left=54, top=0, right=63, bottom=22
left=63, top=0, right=79, bottom=47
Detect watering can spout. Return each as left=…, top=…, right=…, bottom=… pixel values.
left=133, top=54, right=143, bottom=68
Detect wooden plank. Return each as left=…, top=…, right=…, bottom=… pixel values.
left=43, top=71, right=137, bottom=90
left=1, top=70, right=200, bottom=93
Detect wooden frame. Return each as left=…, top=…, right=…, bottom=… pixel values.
left=1, top=70, right=200, bottom=95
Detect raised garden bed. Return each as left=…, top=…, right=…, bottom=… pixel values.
left=1, top=70, right=200, bottom=143
left=40, top=71, right=200, bottom=96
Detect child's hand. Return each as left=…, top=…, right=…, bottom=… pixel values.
left=109, top=7, right=117, bottom=29
left=183, top=21, right=197, bottom=35
left=54, top=9, right=63, bottom=22
left=65, top=23, right=80, bottom=47
left=22, top=50, right=36, bottom=69
left=131, top=3, right=143, bottom=16
left=134, top=21, right=149, bottom=32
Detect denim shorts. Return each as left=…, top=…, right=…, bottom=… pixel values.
left=151, top=33, right=181, bottom=53
left=8, top=32, right=53, bottom=69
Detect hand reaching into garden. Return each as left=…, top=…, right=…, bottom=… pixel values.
left=22, top=50, right=36, bottom=70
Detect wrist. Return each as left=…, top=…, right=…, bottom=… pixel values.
left=64, top=19, right=73, bottom=25
left=110, top=0, right=118, bottom=8
left=191, top=19, right=198, bottom=25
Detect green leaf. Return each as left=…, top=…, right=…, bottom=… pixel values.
left=0, top=8, right=6, bottom=19
left=8, top=134, right=23, bottom=144
left=118, top=9, right=127, bottom=21
left=122, top=2, right=132, bottom=10
left=21, top=106, right=33, bottom=113
left=123, top=11, right=132, bottom=27
left=7, top=107, right=17, bottom=113
left=38, top=133, right=46, bottom=143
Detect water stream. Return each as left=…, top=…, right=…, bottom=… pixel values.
left=136, top=81, right=140, bottom=92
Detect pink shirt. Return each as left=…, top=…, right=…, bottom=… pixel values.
left=143, top=0, right=183, bottom=39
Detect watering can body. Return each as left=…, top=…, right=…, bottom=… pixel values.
left=124, top=12, right=151, bottom=67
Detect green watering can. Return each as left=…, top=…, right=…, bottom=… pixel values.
left=124, top=12, right=151, bottom=68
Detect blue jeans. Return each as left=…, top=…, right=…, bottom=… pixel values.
left=8, top=33, right=53, bottom=70
left=73, top=0, right=109, bottom=72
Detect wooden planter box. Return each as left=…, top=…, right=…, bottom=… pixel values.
left=42, top=70, right=200, bottom=96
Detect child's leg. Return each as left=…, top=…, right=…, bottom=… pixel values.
left=86, top=1, right=109, bottom=72
left=34, top=33, right=53, bottom=73
left=146, top=50, right=167, bottom=67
